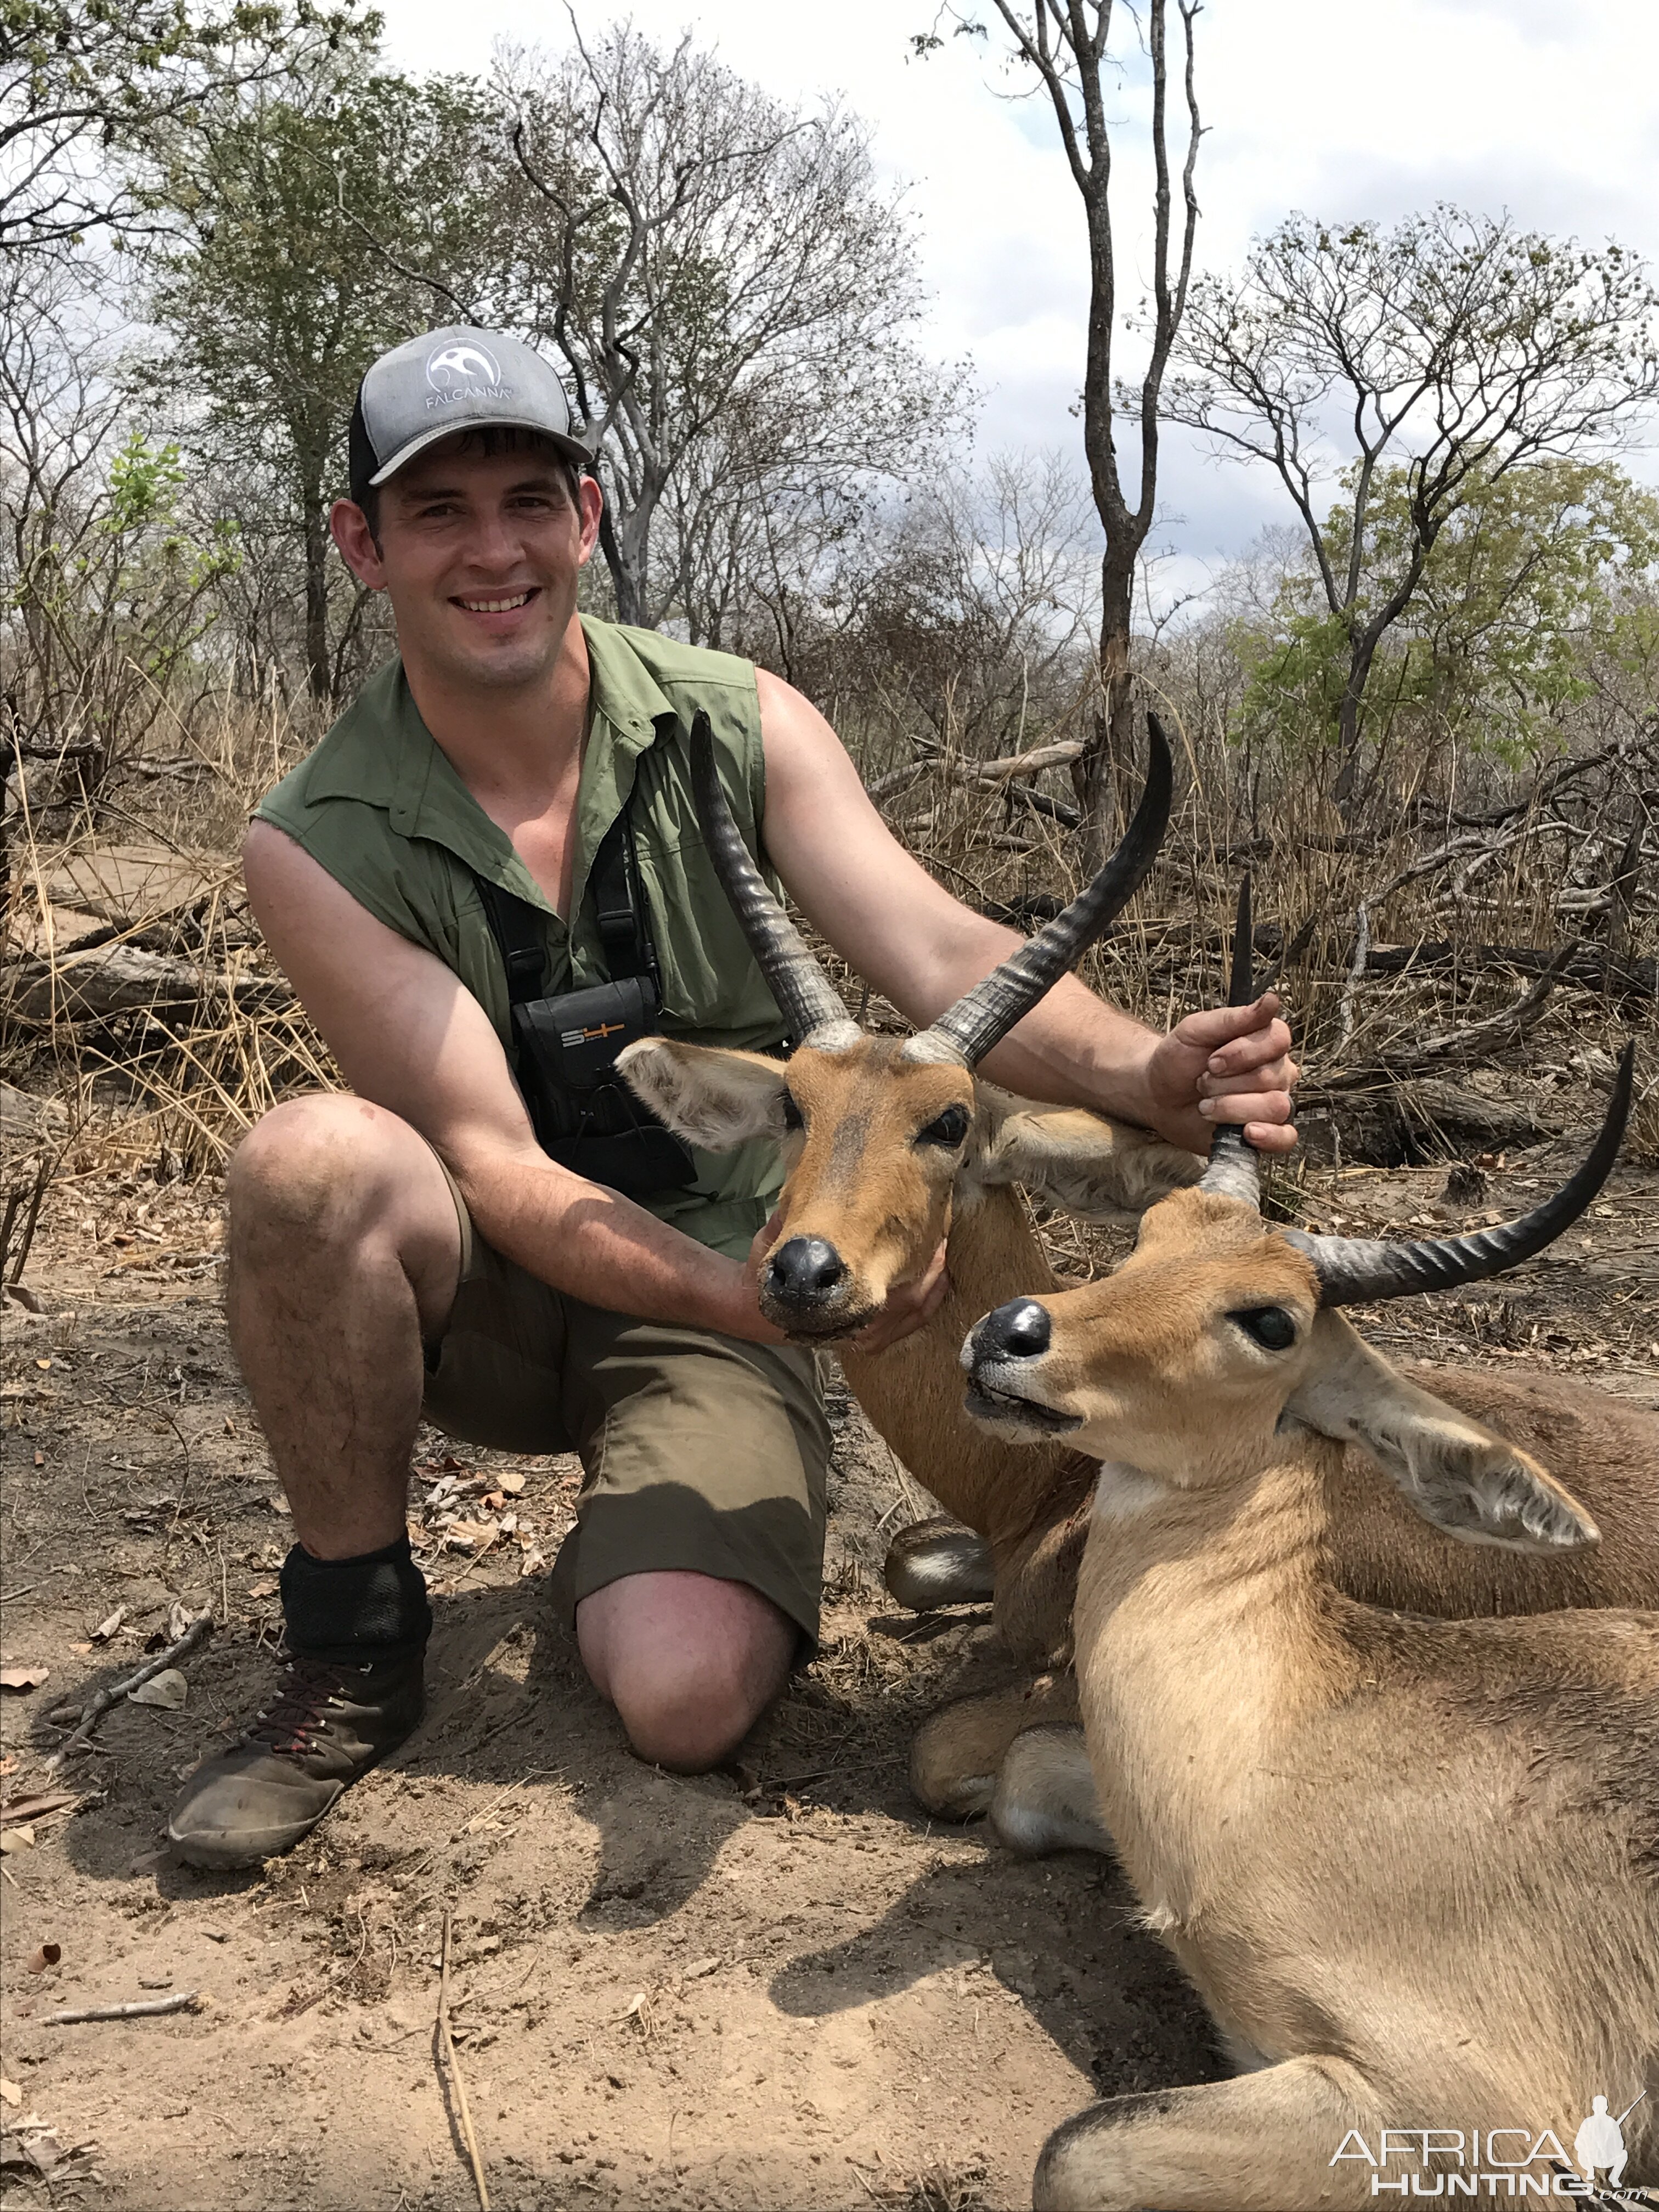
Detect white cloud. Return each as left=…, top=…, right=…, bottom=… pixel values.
left=377, top=0, right=1659, bottom=569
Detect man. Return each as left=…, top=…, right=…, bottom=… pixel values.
left=167, top=326, right=1299, bottom=1870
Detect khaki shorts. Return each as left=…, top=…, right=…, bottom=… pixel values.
left=420, top=1159, right=831, bottom=1651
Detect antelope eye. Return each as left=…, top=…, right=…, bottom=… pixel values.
left=780, top=1092, right=804, bottom=1132
left=1229, top=1305, right=1298, bottom=1351
left=917, top=1104, right=970, bottom=1148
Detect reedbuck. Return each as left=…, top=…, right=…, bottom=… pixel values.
left=621, top=712, right=1202, bottom=1669
left=961, top=1041, right=1656, bottom=2210
left=623, top=720, right=1659, bottom=1826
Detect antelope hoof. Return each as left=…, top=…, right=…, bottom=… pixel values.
left=884, top=1517, right=996, bottom=1611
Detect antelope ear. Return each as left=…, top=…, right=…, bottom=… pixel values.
left=1290, top=1314, right=1599, bottom=1552
left=616, top=1039, right=790, bottom=1152
left=971, top=1083, right=1202, bottom=1217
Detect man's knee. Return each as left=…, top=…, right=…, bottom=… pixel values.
left=230, top=1096, right=425, bottom=1252
left=578, top=1572, right=796, bottom=1773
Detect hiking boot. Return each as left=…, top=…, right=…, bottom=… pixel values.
left=167, top=1648, right=424, bottom=1870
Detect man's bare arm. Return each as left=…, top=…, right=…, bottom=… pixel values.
left=755, top=670, right=1299, bottom=1154
left=242, top=821, right=778, bottom=1341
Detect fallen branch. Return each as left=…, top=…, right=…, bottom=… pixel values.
left=437, top=1906, right=490, bottom=2211
left=45, top=1610, right=214, bottom=1773
left=866, top=737, right=1082, bottom=810
left=4, top=945, right=292, bottom=1024
left=1392, top=941, right=1584, bottom=1065
left=43, top=1993, right=200, bottom=2025
left=864, top=760, right=930, bottom=804
left=969, top=737, right=1084, bottom=782
left=1336, top=900, right=1370, bottom=1053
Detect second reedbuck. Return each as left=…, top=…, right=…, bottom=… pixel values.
left=960, top=1038, right=1656, bottom=2208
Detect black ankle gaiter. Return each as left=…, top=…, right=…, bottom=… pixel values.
left=280, top=1534, right=432, bottom=1663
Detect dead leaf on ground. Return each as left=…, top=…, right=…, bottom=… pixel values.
left=0, top=1792, right=76, bottom=1825
left=129, top=1668, right=188, bottom=1709
left=0, top=2078, right=20, bottom=2107
left=1, top=1826, right=37, bottom=1852
left=443, top=1517, right=500, bottom=1550
left=246, top=1579, right=279, bottom=1600
left=26, top=1943, right=61, bottom=1973
left=0, top=1664, right=50, bottom=1693
left=496, top=1470, right=526, bottom=1496
left=89, top=1606, right=126, bottom=1643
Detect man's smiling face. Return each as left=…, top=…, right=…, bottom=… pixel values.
left=330, top=431, right=603, bottom=696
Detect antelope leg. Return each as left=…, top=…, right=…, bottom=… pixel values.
left=990, top=1723, right=1109, bottom=1857
left=909, top=1673, right=1080, bottom=1820
left=1034, top=2055, right=1379, bottom=2212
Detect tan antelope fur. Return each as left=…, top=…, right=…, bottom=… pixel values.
left=961, top=1072, right=1657, bottom=2210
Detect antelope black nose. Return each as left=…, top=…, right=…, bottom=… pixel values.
left=768, top=1236, right=847, bottom=1302
left=981, top=1298, right=1051, bottom=1360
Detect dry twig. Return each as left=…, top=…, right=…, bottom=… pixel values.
left=43, top=1993, right=200, bottom=2025
left=44, top=1609, right=214, bottom=1771
left=437, top=1906, right=490, bottom=2210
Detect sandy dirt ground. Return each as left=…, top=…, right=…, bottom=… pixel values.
left=2, top=1131, right=1655, bottom=2212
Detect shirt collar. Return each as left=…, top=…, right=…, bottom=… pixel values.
left=305, top=622, right=680, bottom=919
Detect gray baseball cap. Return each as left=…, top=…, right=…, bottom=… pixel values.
left=347, top=325, right=591, bottom=505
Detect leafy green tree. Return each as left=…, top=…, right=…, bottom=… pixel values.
left=0, top=0, right=375, bottom=253
left=1232, top=457, right=1659, bottom=777
left=140, top=63, right=496, bottom=698
left=1170, top=207, right=1659, bottom=813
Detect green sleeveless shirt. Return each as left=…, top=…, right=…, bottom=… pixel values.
left=254, top=617, right=789, bottom=1259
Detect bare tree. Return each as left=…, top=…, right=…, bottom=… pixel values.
left=1, top=255, right=235, bottom=794
left=1168, top=206, right=1659, bottom=814
left=0, top=0, right=373, bottom=254
left=498, top=22, right=955, bottom=629
left=923, top=1, right=1201, bottom=867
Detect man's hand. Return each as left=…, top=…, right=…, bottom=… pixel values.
left=849, top=1238, right=950, bottom=1355
left=1145, top=992, right=1300, bottom=1156
left=743, top=1214, right=950, bottom=1353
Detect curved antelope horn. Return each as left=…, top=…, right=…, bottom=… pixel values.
left=1283, top=1043, right=1635, bottom=1306
left=905, top=713, right=1174, bottom=1069
left=1198, top=873, right=1262, bottom=1206
left=688, top=711, right=856, bottom=1046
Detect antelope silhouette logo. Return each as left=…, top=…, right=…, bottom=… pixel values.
left=426, top=342, right=501, bottom=393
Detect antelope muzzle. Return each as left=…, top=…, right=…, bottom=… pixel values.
left=762, top=1233, right=862, bottom=1337
left=961, top=1298, right=1083, bottom=1436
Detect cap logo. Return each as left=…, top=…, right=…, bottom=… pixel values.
left=426, top=341, right=501, bottom=394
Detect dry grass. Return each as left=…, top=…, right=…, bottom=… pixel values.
left=3, top=682, right=337, bottom=1182
left=3, top=665, right=1654, bottom=1221
left=842, top=693, right=1657, bottom=1167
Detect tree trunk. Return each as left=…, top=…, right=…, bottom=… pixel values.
left=1074, top=555, right=1137, bottom=874
left=302, top=490, right=331, bottom=704
left=1330, top=632, right=1378, bottom=821
left=597, top=499, right=644, bottom=627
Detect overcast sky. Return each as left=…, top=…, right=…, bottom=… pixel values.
left=380, top=1, right=1659, bottom=594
